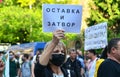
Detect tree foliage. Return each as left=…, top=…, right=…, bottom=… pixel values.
left=87, top=0, right=120, bottom=40
left=0, top=0, right=78, bottom=45
left=0, top=6, right=48, bottom=44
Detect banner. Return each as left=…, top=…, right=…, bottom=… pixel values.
left=42, top=4, right=82, bottom=33
left=84, top=22, right=107, bottom=50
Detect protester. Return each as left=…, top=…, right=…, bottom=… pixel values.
left=77, top=49, right=84, bottom=59
left=15, top=52, right=21, bottom=77
left=86, top=49, right=98, bottom=77
left=9, top=51, right=20, bottom=77
left=77, top=49, right=85, bottom=70
left=83, top=51, right=89, bottom=77
left=34, top=30, right=76, bottom=77
left=31, top=51, right=41, bottom=77
left=94, top=46, right=108, bottom=77
left=20, top=53, right=31, bottom=77
left=63, top=48, right=83, bottom=77
left=97, top=38, right=120, bottom=77
left=32, top=50, right=41, bottom=64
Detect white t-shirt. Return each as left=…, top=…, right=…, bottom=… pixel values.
left=31, top=55, right=37, bottom=63
left=88, top=58, right=98, bottom=77
left=53, top=73, right=64, bottom=77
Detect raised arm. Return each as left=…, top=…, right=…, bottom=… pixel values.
left=39, top=30, right=65, bottom=66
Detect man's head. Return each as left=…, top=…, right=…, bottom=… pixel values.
left=107, top=38, right=120, bottom=62
left=9, top=51, right=15, bottom=60
left=69, top=48, right=77, bottom=60
left=86, top=49, right=96, bottom=59
left=15, top=52, right=21, bottom=59
left=77, top=49, right=82, bottom=56
left=22, top=54, right=29, bottom=62
left=108, top=38, right=120, bottom=53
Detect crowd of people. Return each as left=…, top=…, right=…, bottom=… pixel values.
left=0, top=30, right=120, bottom=77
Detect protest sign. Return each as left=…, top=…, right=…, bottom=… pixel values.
left=84, top=22, right=107, bottom=50
left=42, top=4, right=82, bottom=33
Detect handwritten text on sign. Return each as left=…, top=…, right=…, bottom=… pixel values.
left=84, top=22, right=108, bottom=50
left=42, top=4, right=82, bottom=33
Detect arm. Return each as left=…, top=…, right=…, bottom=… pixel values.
left=19, top=68, right=22, bottom=77
left=34, top=30, right=65, bottom=77
left=17, top=68, right=21, bottom=77
left=39, top=30, right=65, bottom=66
left=31, top=63, right=35, bottom=77
left=81, top=68, right=84, bottom=76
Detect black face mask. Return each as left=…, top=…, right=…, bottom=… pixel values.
left=50, top=54, right=65, bottom=66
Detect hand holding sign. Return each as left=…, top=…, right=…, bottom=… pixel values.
left=53, top=29, right=65, bottom=42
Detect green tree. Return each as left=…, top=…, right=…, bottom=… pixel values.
left=0, top=0, right=80, bottom=45
left=0, top=6, right=49, bottom=44
left=87, top=0, right=120, bottom=40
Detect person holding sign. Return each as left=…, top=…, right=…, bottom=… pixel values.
left=97, top=38, right=120, bottom=77
left=34, top=30, right=76, bottom=77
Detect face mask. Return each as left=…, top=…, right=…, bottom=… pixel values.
left=50, top=54, right=65, bottom=66
left=9, top=55, right=14, bottom=60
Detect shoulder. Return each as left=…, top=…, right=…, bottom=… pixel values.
left=100, top=59, right=117, bottom=67
left=99, top=59, right=114, bottom=69
left=96, top=59, right=104, bottom=67
left=97, top=59, right=119, bottom=77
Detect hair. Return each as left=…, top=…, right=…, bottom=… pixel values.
left=9, top=51, right=15, bottom=55
left=88, top=49, right=96, bottom=55
left=69, top=48, right=77, bottom=54
left=23, top=54, right=29, bottom=59
left=107, top=38, right=120, bottom=53
left=44, top=41, right=67, bottom=62
left=100, top=46, right=108, bottom=59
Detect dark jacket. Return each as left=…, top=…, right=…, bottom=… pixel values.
left=34, top=62, right=76, bottom=77
left=63, top=57, right=82, bottom=77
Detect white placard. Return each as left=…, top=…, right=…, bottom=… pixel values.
left=84, top=22, right=108, bottom=50
left=42, top=4, right=82, bottom=33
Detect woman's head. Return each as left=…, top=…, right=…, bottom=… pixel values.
left=44, top=41, right=67, bottom=66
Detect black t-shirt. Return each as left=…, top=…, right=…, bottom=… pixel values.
left=34, top=62, right=76, bottom=77
left=97, top=58, right=120, bottom=77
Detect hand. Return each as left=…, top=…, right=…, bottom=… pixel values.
left=0, top=60, right=4, bottom=73
left=53, top=29, right=65, bottom=41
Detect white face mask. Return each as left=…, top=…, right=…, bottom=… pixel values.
left=9, top=55, right=14, bottom=60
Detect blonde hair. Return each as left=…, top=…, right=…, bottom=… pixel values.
left=44, top=41, right=67, bottom=63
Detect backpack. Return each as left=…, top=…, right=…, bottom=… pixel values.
left=94, top=59, right=104, bottom=77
